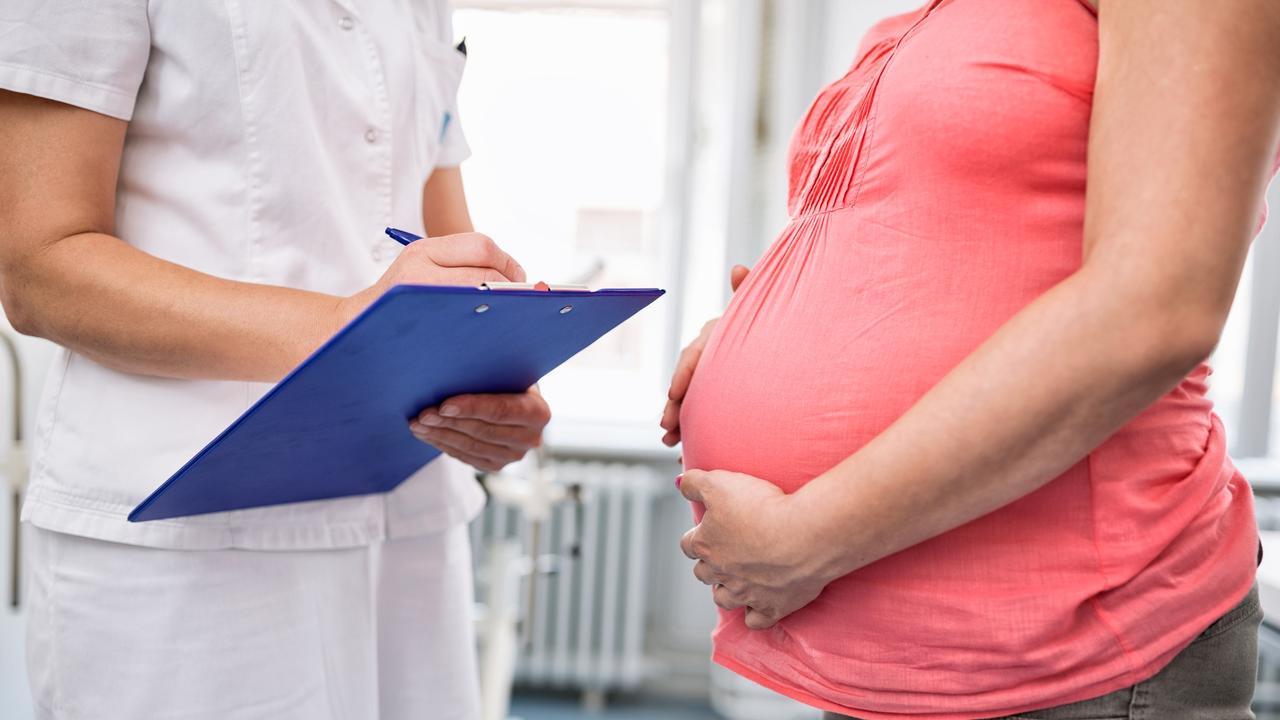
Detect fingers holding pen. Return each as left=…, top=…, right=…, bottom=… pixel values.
left=414, top=232, right=526, bottom=282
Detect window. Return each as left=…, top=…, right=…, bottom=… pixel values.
left=453, top=2, right=674, bottom=449
left=453, top=0, right=742, bottom=453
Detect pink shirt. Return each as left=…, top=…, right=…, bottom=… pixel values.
left=680, top=1, right=1263, bottom=717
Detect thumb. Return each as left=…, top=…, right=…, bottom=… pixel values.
left=745, top=608, right=778, bottom=630
left=678, top=469, right=711, bottom=505
left=730, top=265, right=750, bottom=292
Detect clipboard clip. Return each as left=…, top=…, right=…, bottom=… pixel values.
left=481, top=281, right=590, bottom=292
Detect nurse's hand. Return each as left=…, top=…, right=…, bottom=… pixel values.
left=339, top=231, right=526, bottom=322
left=678, top=469, right=835, bottom=630
left=409, top=387, right=551, bottom=472
left=660, top=264, right=749, bottom=446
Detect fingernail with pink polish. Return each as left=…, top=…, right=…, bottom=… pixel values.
left=675, top=474, right=683, bottom=489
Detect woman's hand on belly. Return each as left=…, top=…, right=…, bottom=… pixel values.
left=679, top=468, right=836, bottom=630
left=660, top=265, right=749, bottom=447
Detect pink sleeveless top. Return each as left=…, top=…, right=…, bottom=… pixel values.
left=680, top=1, right=1263, bottom=718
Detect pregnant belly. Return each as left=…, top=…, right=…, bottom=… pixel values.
left=676, top=211, right=1256, bottom=709
left=680, top=212, right=1071, bottom=491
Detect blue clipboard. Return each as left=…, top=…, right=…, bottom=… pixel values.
left=128, top=284, right=664, bottom=522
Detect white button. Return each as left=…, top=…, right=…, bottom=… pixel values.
left=364, top=128, right=379, bottom=144
left=338, top=16, right=354, bottom=30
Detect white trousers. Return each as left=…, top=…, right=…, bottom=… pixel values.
left=25, top=524, right=481, bottom=720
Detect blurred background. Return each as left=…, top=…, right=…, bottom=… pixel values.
left=4, top=1, right=1280, bottom=718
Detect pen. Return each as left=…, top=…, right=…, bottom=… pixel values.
left=385, top=227, right=422, bottom=246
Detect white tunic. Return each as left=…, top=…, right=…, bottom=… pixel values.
left=0, top=0, right=486, bottom=549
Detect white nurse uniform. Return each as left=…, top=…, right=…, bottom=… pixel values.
left=0, top=0, right=486, bottom=717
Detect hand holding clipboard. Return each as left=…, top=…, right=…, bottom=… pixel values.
left=129, top=229, right=663, bottom=522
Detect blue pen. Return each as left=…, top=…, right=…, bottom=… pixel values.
left=385, top=227, right=422, bottom=246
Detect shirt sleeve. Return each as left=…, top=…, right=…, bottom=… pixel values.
left=435, top=85, right=472, bottom=168
left=429, top=0, right=471, bottom=168
left=0, top=0, right=150, bottom=120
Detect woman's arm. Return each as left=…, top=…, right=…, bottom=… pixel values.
left=679, top=0, right=1280, bottom=629
left=0, top=91, right=523, bottom=383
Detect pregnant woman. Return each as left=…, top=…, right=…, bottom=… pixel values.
left=661, top=1, right=1280, bottom=718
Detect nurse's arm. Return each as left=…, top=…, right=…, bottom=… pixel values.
left=422, top=167, right=474, bottom=237
left=0, top=91, right=522, bottom=382
left=679, top=0, right=1280, bottom=628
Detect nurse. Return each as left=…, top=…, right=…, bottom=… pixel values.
left=0, top=2, right=541, bottom=718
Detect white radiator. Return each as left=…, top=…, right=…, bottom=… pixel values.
left=471, top=460, right=666, bottom=692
